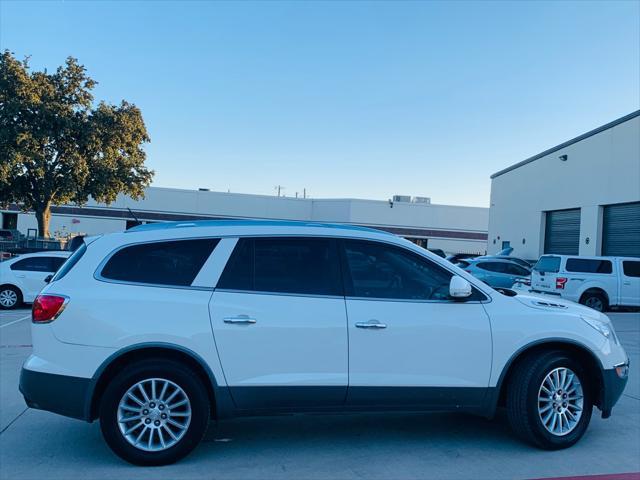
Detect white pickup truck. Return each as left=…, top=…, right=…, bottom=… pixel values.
left=531, top=255, right=640, bottom=312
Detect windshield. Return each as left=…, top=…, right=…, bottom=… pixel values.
left=533, top=255, right=561, bottom=273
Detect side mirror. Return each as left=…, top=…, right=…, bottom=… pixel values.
left=449, top=275, right=472, bottom=299
left=44, top=275, right=53, bottom=284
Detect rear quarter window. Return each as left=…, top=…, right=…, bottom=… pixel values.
left=565, top=258, right=612, bottom=274
left=100, top=239, right=219, bottom=287
left=51, top=244, right=86, bottom=281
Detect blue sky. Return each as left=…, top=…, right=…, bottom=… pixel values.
left=1, top=1, right=638, bottom=207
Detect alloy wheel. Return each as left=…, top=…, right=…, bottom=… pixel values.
left=117, top=378, right=192, bottom=452
left=537, top=367, right=584, bottom=436
left=0, top=289, right=18, bottom=308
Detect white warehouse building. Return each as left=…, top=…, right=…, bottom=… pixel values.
left=2, top=189, right=489, bottom=255
left=488, top=110, right=640, bottom=260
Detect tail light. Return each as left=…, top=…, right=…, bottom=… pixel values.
left=32, top=294, right=68, bottom=323
left=555, top=277, right=568, bottom=290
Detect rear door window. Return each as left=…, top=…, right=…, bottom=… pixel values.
left=622, top=261, right=640, bottom=278
left=504, top=264, right=530, bottom=276
left=533, top=256, right=561, bottom=273
left=217, top=237, right=342, bottom=296
left=100, top=239, right=219, bottom=287
left=477, top=262, right=507, bottom=273
left=10, top=257, right=56, bottom=272
left=565, top=258, right=613, bottom=274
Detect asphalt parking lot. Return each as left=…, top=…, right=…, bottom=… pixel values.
left=0, top=308, right=638, bottom=480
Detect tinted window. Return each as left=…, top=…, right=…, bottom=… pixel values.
left=504, top=264, right=530, bottom=276
left=50, top=257, right=67, bottom=271
left=534, top=256, right=561, bottom=273
left=623, top=261, right=640, bottom=278
left=10, top=257, right=57, bottom=272
left=343, top=240, right=458, bottom=301
left=565, top=258, right=612, bottom=274
left=477, top=262, right=507, bottom=273
left=217, top=237, right=342, bottom=296
left=101, top=239, right=218, bottom=286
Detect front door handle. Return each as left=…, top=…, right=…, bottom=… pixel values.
left=355, top=320, right=387, bottom=329
left=224, top=315, right=257, bottom=324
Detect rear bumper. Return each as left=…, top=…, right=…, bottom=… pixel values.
left=19, top=367, right=91, bottom=421
left=599, top=363, right=629, bottom=418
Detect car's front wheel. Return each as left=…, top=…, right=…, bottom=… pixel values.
left=506, top=350, right=593, bottom=449
left=99, top=359, right=210, bottom=465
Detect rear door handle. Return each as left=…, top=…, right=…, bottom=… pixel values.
left=355, top=320, right=387, bottom=329
left=223, top=315, right=257, bottom=324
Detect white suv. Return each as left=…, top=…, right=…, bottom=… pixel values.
left=0, top=251, right=70, bottom=309
left=19, top=221, right=629, bottom=465
left=531, top=255, right=640, bottom=312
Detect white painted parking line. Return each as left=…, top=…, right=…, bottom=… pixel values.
left=0, top=315, right=30, bottom=328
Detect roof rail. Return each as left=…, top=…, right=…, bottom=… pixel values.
left=125, top=219, right=390, bottom=235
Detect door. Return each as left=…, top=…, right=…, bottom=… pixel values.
left=341, top=240, right=492, bottom=408
left=9, top=256, right=62, bottom=301
left=620, top=260, right=640, bottom=306
left=603, top=202, right=640, bottom=257
left=209, top=237, right=348, bottom=410
left=544, top=209, right=580, bottom=255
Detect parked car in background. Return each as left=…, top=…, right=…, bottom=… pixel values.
left=20, top=221, right=629, bottom=465
left=428, top=248, right=446, bottom=258
left=0, top=251, right=70, bottom=309
left=475, top=255, right=534, bottom=269
left=531, top=255, right=640, bottom=312
left=457, top=258, right=531, bottom=288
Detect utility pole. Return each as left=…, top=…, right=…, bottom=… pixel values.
left=275, top=185, right=285, bottom=197
left=303, top=188, right=307, bottom=199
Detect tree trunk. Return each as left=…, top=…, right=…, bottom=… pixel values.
left=35, top=203, right=52, bottom=238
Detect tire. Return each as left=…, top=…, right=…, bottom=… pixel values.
left=0, top=285, right=22, bottom=310
left=99, top=358, right=210, bottom=466
left=580, top=291, right=608, bottom=312
left=506, top=350, right=593, bottom=450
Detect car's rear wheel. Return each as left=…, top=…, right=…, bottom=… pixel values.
left=99, top=359, right=210, bottom=465
left=0, top=286, right=21, bottom=309
left=506, top=350, right=593, bottom=449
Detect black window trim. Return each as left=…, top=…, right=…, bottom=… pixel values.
left=93, top=234, right=492, bottom=301
left=214, top=235, right=491, bottom=302
left=94, top=237, right=220, bottom=291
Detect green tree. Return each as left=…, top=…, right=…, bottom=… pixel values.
left=0, top=51, right=153, bottom=237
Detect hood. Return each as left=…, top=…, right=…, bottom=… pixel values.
left=514, top=294, right=607, bottom=322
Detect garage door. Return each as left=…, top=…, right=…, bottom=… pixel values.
left=544, top=208, right=580, bottom=255
left=603, top=202, right=640, bottom=257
